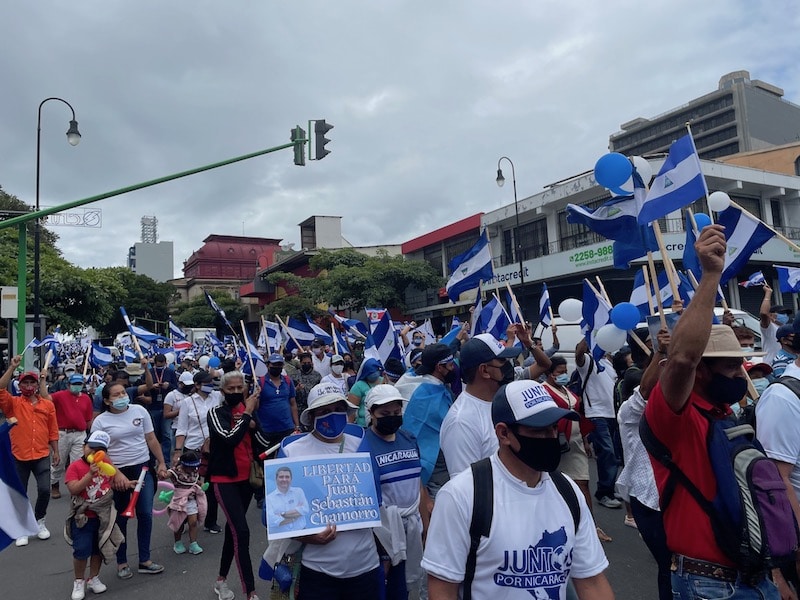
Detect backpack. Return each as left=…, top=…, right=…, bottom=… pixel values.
left=640, top=407, right=799, bottom=573
left=738, top=375, right=800, bottom=430
left=463, top=458, right=580, bottom=600
left=614, top=366, right=642, bottom=414
left=566, top=355, right=593, bottom=406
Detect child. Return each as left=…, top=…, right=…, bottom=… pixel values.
left=166, top=449, right=207, bottom=555
left=64, top=431, right=124, bottom=600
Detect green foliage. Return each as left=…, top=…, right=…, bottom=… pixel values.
left=266, top=248, right=441, bottom=313
left=171, top=292, right=248, bottom=330
left=260, top=295, right=325, bottom=321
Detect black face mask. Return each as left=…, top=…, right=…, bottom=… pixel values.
left=706, top=373, right=748, bottom=408
left=344, top=361, right=354, bottom=370
left=300, top=364, right=313, bottom=374
left=268, top=366, right=283, bottom=377
left=510, top=430, right=562, bottom=472
left=497, top=361, right=515, bottom=386
left=179, top=384, right=194, bottom=394
left=224, top=392, right=244, bottom=406
left=375, top=415, right=403, bottom=436
left=443, top=368, right=456, bottom=385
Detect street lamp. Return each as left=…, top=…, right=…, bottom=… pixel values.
left=496, top=156, right=525, bottom=296
left=35, top=97, right=81, bottom=343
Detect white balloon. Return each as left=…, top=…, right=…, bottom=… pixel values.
left=609, top=176, right=634, bottom=197
left=165, top=352, right=176, bottom=365
left=558, top=298, right=583, bottom=323
left=198, top=355, right=210, bottom=369
left=708, top=191, right=731, bottom=212
left=631, top=156, right=653, bottom=184
left=594, top=324, right=627, bottom=353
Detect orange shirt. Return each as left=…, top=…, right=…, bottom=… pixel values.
left=0, top=390, right=59, bottom=461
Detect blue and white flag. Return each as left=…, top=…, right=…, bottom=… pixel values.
left=203, top=290, right=237, bottom=337
left=333, top=328, right=350, bottom=355
left=284, top=317, right=317, bottom=352
left=0, top=421, right=39, bottom=552
left=739, top=271, right=766, bottom=288
left=538, top=283, right=551, bottom=327
left=90, top=342, right=114, bottom=368
left=122, top=346, right=138, bottom=364
left=305, top=315, right=332, bottom=345
left=240, top=329, right=267, bottom=379
left=445, top=230, right=493, bottom=302
left=366, top=310, right=402, bottom=365
left=469, top=293, right=483, bottom=337
left=566, top=195, right=641, bottom=240
left=168, top=319, right=187, bottom=341
left=450, top=316, right=461, bottom=331
left=30, top=335, right=58, bottom=349
left=505, top=291, right=522, bottom=324
left=683, top=211, right=702, bottom=281
left=206, top=332, right=226, bottom=357
left=717, top=205, right=776, bottom=285
left=410, top=320, right=436, bottom=346
left=328, top=309, right=368, bottom=341
left=638, top=134, right=707, bottom=225
left=119, top=307, right=167, bottom=343
left=476, top=296, right=511, bottom=340
left=264, top=321, right=283, bottom=354
left=775, top=265, right=800, bottom=293
left=581, top=281, right=612, bottom=367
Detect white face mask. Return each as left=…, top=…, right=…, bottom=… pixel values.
left=331, top=364, right=344, bottom=376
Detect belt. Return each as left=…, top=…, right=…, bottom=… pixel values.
left=671, top=555, right=765, bottom=585
left=59, top=428, right=83, bottom=433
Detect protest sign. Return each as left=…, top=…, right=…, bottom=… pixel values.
left=263, top=452, right=381, bottom=541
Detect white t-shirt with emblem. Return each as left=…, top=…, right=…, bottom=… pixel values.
left=440, top=390, right=497, bottom=477
left=91, top=404, right=154, bottom=467
left=422, top=453, right=608, bottom=599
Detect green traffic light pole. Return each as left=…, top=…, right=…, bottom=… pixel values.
left=3, top=139, right=303, bottom=360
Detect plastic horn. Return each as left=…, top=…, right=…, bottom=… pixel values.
left=121, top=466, right=149, bottom=518
left=258, top=442, right=282, bottom=460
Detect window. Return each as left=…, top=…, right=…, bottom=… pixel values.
left=771, top=199, right=784, bottom=228
left=794, top=156, right=800, bottom=176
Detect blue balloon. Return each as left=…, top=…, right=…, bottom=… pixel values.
left=693, top=213, right=712, bottom=230
left=594, top=153, right=633, bottom=189
left=208, top=356, right=221, bottom=368
left=610, top=302, right=641, bottom=331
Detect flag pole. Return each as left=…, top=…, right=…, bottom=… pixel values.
left=505, top=282, right=526, bottom=324
left=594, top=276, right=612, bottom=305
left=260, top=315, right=270, bottom=354
left=492, top=292, right=514, bottom=325
left=82, top=344, right=91, bottom=378
left=651, top=221, right=682, bottom=302
left=642, top=265, right=656, bottom=316
left=646, top=252, right=668, bottom=329
left=239, top=320, right=257, bottom=377
left=330, top=323, right=339, bottom=355
left=275, top=315, right=303, bottom=351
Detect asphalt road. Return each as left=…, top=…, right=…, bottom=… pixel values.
left=1, top=469, right=660, bottom=600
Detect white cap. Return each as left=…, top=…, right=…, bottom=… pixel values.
left=300, top=383, right=349, bottom=427
left=178, top=372, right=195, bottom=385
left=365, top=384, right=406, bottom=412
left=86, top=430, right=111, bottom=450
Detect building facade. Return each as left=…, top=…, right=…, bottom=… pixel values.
left=127, top=241, right=174, bottom=282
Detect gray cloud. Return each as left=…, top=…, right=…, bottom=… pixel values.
left=2, top=1, right=799, bottom=277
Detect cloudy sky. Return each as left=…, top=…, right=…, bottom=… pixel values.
left=3, top=1, right=799, bottom=278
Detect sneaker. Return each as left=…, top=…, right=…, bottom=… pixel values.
left=188, top=541, right=203, bottom=555
left=624, top=515, right=638, bottom=529
left=117, top=566, right=133, bottom=580
left=15, top=536, right=29, bottom=547
left=36, top=518, right=51, bottom=540
left=138, top=562, right=164, bottom=574
left=71, top=579, right=85, bottom=600
left=214, top=578, right=235, bottom=600
left=174, top=541, right=187, bottom=554
left=598, top=496, right=622, bottom=509
left=247, top=595, right=260, bottom=600
left=86, top=576, right=107, bottom=594
left=204, top=524, right=222, bottom=534
left=51, top=484, right=62, bottom=499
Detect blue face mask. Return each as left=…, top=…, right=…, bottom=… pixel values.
left=555, top=374, right=570, bottom=386
left=201, top=384, right=214, bottom=394
left=314, top=412, right=348, bottom=439
left=69, top=385, right=83, bottom=394
left=752, top=378, right=769, bottom=395
left=111, top=397, right=130, bottom=411
left=777, top=314, right=789, bottom=325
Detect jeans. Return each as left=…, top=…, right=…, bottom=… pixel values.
left=671, top=571, right=779, bottom=599
left=588, top=417, right=620, bottom=499
left=630, top=497, right=672, bottom=600
left=16, top=456, right=51, bottom=520
left=113, top=463, right=155, bottom=565
left=385, top=560, right=407, bottom=600
left=162, top=420, right=174, bottom=464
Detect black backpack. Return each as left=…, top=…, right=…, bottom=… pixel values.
left=463, top=458, right=580, bottom=600
left=738, top=375, right=800, bottom=430
left=566, top=355, right=593, bottom=407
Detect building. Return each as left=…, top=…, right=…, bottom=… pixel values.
left=127, top=216, right=174, bottom=282
left=721, top=140, right=800, bottom=178
left=609, top=71, right=800, bottom=160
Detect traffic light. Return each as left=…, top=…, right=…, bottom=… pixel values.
left=290, top=126, right=306, bottom=166
left=314, top=120, right=333, bottom=160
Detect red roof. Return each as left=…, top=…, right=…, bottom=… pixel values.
left=401, top=213, right=483, bottom=254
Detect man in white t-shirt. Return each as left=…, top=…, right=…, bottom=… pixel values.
left=759, top=282, right=792, bottom=365
left=423, top=380, right=613, bottom=600
left=440, top=334, right=521, bottom=477
left=265, top=466, right=309, bottom=534
left=310, top=339, right=332, bottom=378
left=575, top=339, right=621, bottom=509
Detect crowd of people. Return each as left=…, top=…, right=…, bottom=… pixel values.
left=2, top=226, right=800, bottom=599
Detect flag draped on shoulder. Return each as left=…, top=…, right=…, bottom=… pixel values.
left=445, top=229, right=493, bottom=302
left=716, top=205, right=776, bottom=285
left=638, top=134, right=707, bottom=225
left=739, top=271, right=766, bottom=288
left=775, top=265, right=800, bottom=293
left=0, top=421, right=39, bottom=552
left=538, top=283, right=552, bottom=327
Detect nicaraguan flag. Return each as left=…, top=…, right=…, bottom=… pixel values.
left=410, top=320, right=436, bottom=346
left=581, top=281, right=612, bottom=367
left=445, top=230, right=493, bottom=302
left=90, top=343, right=113, bottom=368
left=367, top=310, right=402, bottom=365
left=505, top=291, right=522, bottom=324
left=612, top=170, right=658, bottom=269
left=476, top=296, right=511, bottom=340
left=122, top=346, right=138, bottom=363
left=305, top=315, right=332, bottom=345
left=0, top=421, right=39, bottom=552
left=328, top=310, right=368, bottom=341
left=205, top=332, right=226, bottom=357
left=683, top=211, right=702, bottom=280
left=566, top=195, right=641, bottom=240
left=203, top=290, right=236, bottom=335
left=638, top=134, right=707, bottom=225
left=284, top=317, right=316, bottom=352
left=716, top=205, right=776, bottom=285
left=469, top=293, right=483, bottom=337
left=119, top=307, right=167, bottom=343
left=264, top=321, right=283, bottom=354
left=538, top=283, right=551, bottom=327
left=240, top=329, right=267, bottom=378
left=168, top=319, right=187, bottom=341
left=333, top=328, right=350, bottom=355
left=739, top=271, right=766, bottom=288
left=775, top=264, right=800, bottom=293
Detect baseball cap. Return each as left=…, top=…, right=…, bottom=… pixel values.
left=69, top=374, right=84, bottom=384
left=178, top=371, right=195, bottom=385
left=311, top=339, right=324, bottom=348
left=86, top=431, right=111, bottom=450
left=744, top=361, right=773, bottom=376
left=415, top=343, right=454, bottom=376
left=702, top=325, right=765, bottom=358
left=459, top=334, right=522, bottom=370
left=267, top=353, right=284, bottom=364
left=492, top=380, right=579, bottom=428
left=331, top=354, right=344, bottom=364
left=365, top=384, right=406, bottom=411
left=770, top=304, right=791, bottom=314
left=300, top=383, right=349, bottom=427
left=19, top=371, right=39, bottom=383
left=776, top=325, right=794, bottom=341
left=183, top=353, right=195, bottom=361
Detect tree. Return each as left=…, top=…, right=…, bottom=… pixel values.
left=265, top=248, right=441, bottom=314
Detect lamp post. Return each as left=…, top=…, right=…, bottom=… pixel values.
left=34, top=98, right=81, bottom=343
left=496, top=156, right=525, bottom=296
